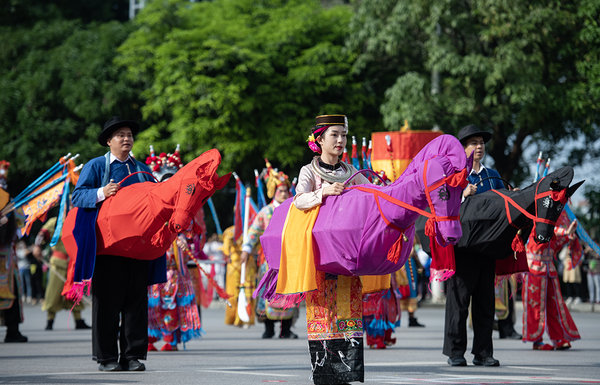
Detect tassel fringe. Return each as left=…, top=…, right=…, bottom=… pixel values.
left=511, top=231, right=525, bottom=253
left=425, top=218, right=436, bottom=237
left=151, top=222, right=173, bottom=248
left=386, top=234, right=404, bottom=263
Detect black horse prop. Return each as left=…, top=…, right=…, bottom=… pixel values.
left=417, top=166, right=584, bottom=274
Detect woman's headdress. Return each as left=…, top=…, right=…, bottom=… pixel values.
left=307, top=114, right=348, bottom=153
left=264, top=159, right=290, bottom=199
left=146, top=145, right=183, bottom=182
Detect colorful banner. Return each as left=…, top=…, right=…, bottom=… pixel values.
left=371, top=130, right=443, bottom=182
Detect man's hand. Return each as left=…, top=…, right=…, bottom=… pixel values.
left=103, top=181, right=120, bottom=198
left=463, top=183, right=477, bottom=198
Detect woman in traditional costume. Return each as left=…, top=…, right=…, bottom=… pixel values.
left=147, top=147, right=204, bottom=351
left=295, top=114, right=369, bottom=385
left=241, top=162, right=296, bottom=338
left=522, top=212, right=581, bottom=350
left=223, top=224, right=257, bottom=327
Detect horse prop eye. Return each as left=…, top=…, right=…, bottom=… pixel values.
left=438, top=186, right=450, bottom=201
left=185, top=184, right=195, bottom=195
left=536, top=233, right=552, bottom=243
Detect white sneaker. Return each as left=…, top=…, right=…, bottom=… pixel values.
left=565, top=297, right=574, bottom=305
left=573, top=297, right=582, bottom=305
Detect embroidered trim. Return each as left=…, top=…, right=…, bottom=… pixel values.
left=310, top=157, right=353, bottom=184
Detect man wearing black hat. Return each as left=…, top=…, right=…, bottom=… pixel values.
left=72, top=117, right=157, bottom=372
left=443, top=124, right=514, bottom=367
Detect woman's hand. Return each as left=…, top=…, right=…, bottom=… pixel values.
left=323, top=182, right=345, bottom=197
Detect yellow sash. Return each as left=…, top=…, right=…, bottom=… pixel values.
left=276, top=204, right=320, bottom=294
left=361, top=274, right=391, bottom=294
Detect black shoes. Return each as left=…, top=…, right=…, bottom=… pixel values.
left=499, top=330, right=522, bottom=340
left=121, top=359, right=145, bottom=371
left=75, top=319, right=91, bottom=330
left=409, top=317, right=425, bottom=327
left=98, top=359, right=145, bottom=371
left=262, top=330, right=275, bottom=339
left=447, top=356, right=467, bottom=366
left=46, top=319, right=90, bottom=330
left=4, top=332, right=28, bottom=343
left=473, top=355, right=500, bottom=366
left=280, top=331, right=298, bottom=339
left=98, top=361, right=122, bottom=371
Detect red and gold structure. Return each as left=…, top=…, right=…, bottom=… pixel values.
left=370, top=121, right=443, bottom=182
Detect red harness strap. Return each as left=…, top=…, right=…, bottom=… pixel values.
left=490, top=177, right=566, bottom=253
left=348, top=160, right=464, bottom=263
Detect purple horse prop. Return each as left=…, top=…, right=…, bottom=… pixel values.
left=256, top=135, right=471, bottom=303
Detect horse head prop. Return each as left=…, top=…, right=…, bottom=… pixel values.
left=379, top=133, right=472, bottom=249
left=528, top=167, right=584, bottom=244
left=62, top=149, right=230, bottom=261
left=453, top=166, right=584, bottom=261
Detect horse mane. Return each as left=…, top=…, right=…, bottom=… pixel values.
left=398, top=135, right=467, bottom=184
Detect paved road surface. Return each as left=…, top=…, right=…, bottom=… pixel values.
left=1, top=300, right=599, bottom=384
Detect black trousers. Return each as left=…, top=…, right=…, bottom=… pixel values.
left=443, top=253, right=495, bottom=358
left=3, top=277, right=22, bottom=335
left=92, top=255, right=149, bottom=364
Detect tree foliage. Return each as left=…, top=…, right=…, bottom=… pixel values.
left=0, top=19, right=141, bottom=193
left=348, top=0, right=600, bottom=185
left=117, top=0, right=377, bottom=181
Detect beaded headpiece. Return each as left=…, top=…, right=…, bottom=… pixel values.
left=146, top=145, right=183, bottom=182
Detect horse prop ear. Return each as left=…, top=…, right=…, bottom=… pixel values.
left=215, top=173, right=231, bottom=190
left=567, top=180, right=585, bottom=197
left=466, top=151, right=474, bottom=173
left=550, top=178, right=562, bottom=191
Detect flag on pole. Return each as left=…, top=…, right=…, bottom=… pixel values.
left=15, top=157, right=80, bottom=237
left=542, top=158, right=551, bottom=177
left=341, top=147, right=349, bottom=164
left=232, top=173, right=258, bottom=241
left=255, top=169, right=267, bottom=209
left=351, top=136, right=360, bottom=170
left=206, top=197, right=223, bottom=236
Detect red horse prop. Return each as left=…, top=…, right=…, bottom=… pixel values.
left=61, top=149, right=230, bottom=297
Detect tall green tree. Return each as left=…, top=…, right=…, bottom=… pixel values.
left=117, top=0, right=378, bottom=180
left=0, top=20, right=142, bottom=193
left=348, top=0, right=600, bottom=185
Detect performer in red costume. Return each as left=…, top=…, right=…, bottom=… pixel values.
left=522, top=212, right=581, bottom=350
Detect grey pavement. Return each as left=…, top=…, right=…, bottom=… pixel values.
left=1, top=299, right=599, bottom=384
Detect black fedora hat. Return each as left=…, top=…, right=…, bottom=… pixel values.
left=98, top=116, right=140, bottom=146
left=457, top=124, right=492, bottom=145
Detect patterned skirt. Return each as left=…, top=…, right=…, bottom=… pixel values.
left=306, top=271, right=364, bottom=385
left=148, top=266, right=203, bottom=347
